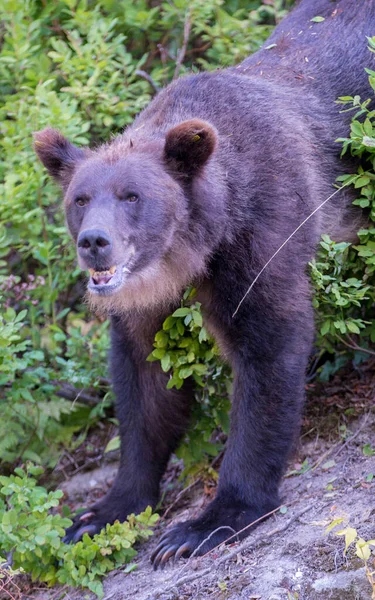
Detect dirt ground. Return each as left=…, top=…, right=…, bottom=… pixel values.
left=5, top=362, right=375, bottom=600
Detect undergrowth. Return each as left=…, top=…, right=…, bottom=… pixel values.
left=310, top=41, right=375, bottom=378
left=0, top=464, right=157, bottom=598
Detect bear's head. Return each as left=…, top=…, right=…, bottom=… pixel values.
left=34, top=120, right=219, bottom=312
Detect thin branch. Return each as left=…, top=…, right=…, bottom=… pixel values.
left=135, top=70, right=160, bottom=94
left=150, top=504, right=311, bottom=599
left=190, top=526, right=236, bottom=560
left=173, top=499, right=301, bottom=584
left=333, top=412, right=370, bottom=459
left=214, top=505, right=311, bottom=568
left=56, top=382, right=102, bottom=405
left=162, top=450, right=224, bottom=519
left=173, top=8, right=192, bottom=80
left=335, top=334, right=375, bottom=357
left=232, top=179, right=357, bottom=318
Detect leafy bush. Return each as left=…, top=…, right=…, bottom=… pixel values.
left=0, top=464, right=158, bottom=598
left=310, top=38, right=375, bottom=371
left=0, top=298, right=110, bottom=467
left=147, top=288, right=232, bottom=473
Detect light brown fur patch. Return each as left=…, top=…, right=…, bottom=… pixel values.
left=86, top=241, right=208, bottom=315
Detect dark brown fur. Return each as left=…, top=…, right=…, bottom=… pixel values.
left=35, top=0, right=375, bottom=565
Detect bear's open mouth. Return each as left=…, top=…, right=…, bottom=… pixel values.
left=89, top=265, right=117, bottom=286
left=87, top=264, right=130, bottom=295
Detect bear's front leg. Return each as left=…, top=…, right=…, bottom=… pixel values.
left=152, top=277, right=314, bottom=566
left=64, top=316, right=192, bottom=543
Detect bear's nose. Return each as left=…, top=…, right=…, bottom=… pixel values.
left=77, top=229, right=112, bottom=259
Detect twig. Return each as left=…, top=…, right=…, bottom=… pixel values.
left=173, top=500, right=300, bottom=584
left=0, top=565, right=20, bottom=600
left=135, top=69, right=160, bottom=94
left=56, top=383, right=101, bottom=405
left=232, top=179, right=357, bottom=318
left=173, top=8, right=192, bottom=80
left=335, top=335, right=375, bottom=357
left=214, top=505, right=311, bottom=569
left=148, top=504, right=311, bottom=599
left=163, top=450, right=224, bottom=519
left=190, top=525, right=236, bottom=560
left=333, top=412, right=370, bottom=458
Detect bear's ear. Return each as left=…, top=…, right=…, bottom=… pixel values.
left=33, top=128, right=85, bottom=188
left=164, top=119, right=217, bottom=177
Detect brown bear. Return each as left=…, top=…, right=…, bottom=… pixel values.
left=35, top=0, right=375, bottom=568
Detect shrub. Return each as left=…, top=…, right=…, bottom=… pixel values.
left=310, top=38, right=375, bottom=373
left=0, top=464, right=158, bottom=598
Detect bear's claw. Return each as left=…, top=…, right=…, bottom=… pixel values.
left=151, top=520, right=235, bottom=569
left=63, top=510, right=106, bottom=543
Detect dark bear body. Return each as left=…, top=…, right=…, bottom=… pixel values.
left=35, top=0, right=375, bottom=566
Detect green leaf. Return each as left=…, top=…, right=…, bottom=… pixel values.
left=14, top=310, right=28, bottom=323
left=320, top=320, right=331, bottom=336
left=162, top=316, right=175, bottom=330
left=354, top=175, right=370, bottom=188
left=123, top=562, right=138, bottom=573
left=178, top=367, right=193, bottom=379
left=172, top=308, right=191, bottom=317
left=105, top=436, right=120, bottom=453
left=192, top=311, right=203, bottom=327
left=161, top=354, right=171, bottom=372
left=310, top=16, right=325, bottom=22
left=336, top=527, right=357, bottom=553
left=362, top=136, right=375, bottom=147
left=198, top=327, right=208, bottom=343
left=321, top=459, right=336, bottom=470
left=346, top=321, right=361, bottom=334
left=363, top=444, right=375, bottom=456
left=356, top=539, right=371, bottom=561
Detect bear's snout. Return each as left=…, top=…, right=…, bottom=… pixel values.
left=77, top=228, right=112, bottom=266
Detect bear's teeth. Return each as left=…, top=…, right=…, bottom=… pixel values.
left=88, top=266, right=116, bottom=277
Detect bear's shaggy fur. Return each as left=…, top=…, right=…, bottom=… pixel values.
left=35, top=0, right=375, bottom=566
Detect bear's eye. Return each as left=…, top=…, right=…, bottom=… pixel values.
left=125, top=193, right=139, bottom=203
left=75, top=196, right=89, bottom=207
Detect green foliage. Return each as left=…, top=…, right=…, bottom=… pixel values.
left=0, top=297, right=110, bottom=467
left=147, top=288, right=232, bottom=473
left=310, top=37, right=375, bottom=370
left=310, top=235, right=370, bottom=340
left=0, top=464, right=158, bottom=598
